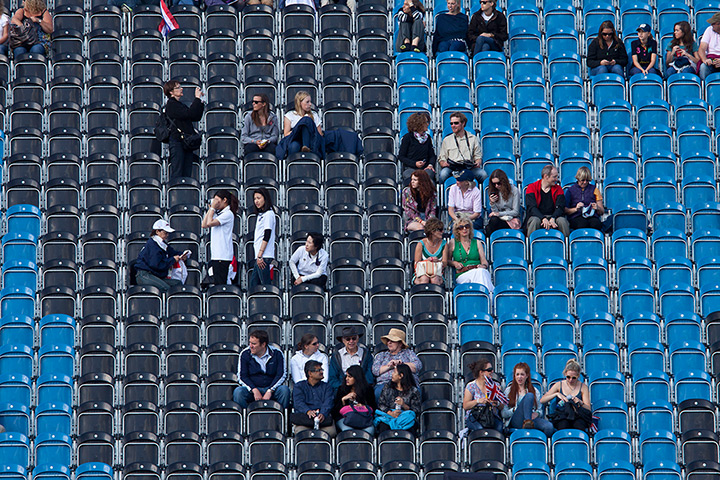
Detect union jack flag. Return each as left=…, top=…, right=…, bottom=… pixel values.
left=485, top=377, right=509, bottom=405
left=158, top=0, right=179, bottom=37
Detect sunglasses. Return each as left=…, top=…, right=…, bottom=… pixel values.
left=491, top=181, right=501, bottom=186
left=602, top=32, right=613, bottom=36
left=566, top=375, right=578, bottom=380
left=482, top=367, right=494, bottom=372
left=252, top=100, right=265, bottom=104
left=310, top=341, right=319, bottom=346
left=458, top=224, right=471, bottom=230
left=481, top=1, right=491, bottom=4
left=343, top=336, right=359, bottom=341
left=310, top=368, right=324, bottom=373
left=450, top=121, right=461, bottom=125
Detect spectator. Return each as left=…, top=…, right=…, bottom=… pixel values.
left=447, top=170, right=483, bottom=230
left=282, top=91, right=323, bottom=157
left=249, top=187, right=277, bottom=287
left=395, top=0, right=426, bottom=53
left=0, top=0, right=9, bottom=56
left=402, top=169, right=437, bottom=232
left=321, top=0, right=355, bottom=10
left=399, top=112, right=436, bottom=185
left=289, top=232, right=329, bottom=290
left=587, top=20, right=628, bottom=77
left=9, top=0, right=52, bottom=56
left=332, top=365, right=377, bottom=434
left=432, top=0, right=468, bottom=54
left=233, top=329, right=291, bottom=409
left=463, top=358, right=503, bottom=432
left=445, top=214, right=494, bottom=291
left=290, top=333, right=330, bottom=384
left=163, top=81, right=205, bottom=179
left=564, top=166, right=605, bottom=231
left=201, top=189, right=238, bottom=286
left=248, top=0, right=273, bottom=5
left=374, top=364, right=422, bottom=434
left=242, top=94, right=279, bottom=156
left=372, top=328, right=422, bottom=399
left=540, top=360, right=592, bottom=431
left=282, top=0, right=319, bottom=8
left=328, top=326, right=375, bottom=390
left=135, top=220, right=189, bottom=292
left=485, top=169, right=522, bottom=236
left=290, top=360, right=336, bottom=435
left=629, top=24, right=660, bottom=76
left=665, top=21, right=700, bottom=78
left=698, top=13, right=720, bottom=80
left=467, top=0, right=507, bottom=56
left=525, top=164, right=570, bottom=237
left=437, top=112, right=486, bottom=184
left=413, top=217, right=446, bottom=286
left=502, top=362, right=555, bottom=436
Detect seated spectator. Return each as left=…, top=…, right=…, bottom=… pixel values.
left=9, top=0, right=52, bottom=56
left=233, top=329, right=291, bottom=409
left=333, top=365, right=377, bottom=434
left=564, top=166, right=605, bottom=231
left=372, top=328, right=422, bottom=399
left=502, top=362, right=555, bottom=436
left=587, top=21, right=628, bottom=77
left=399, top=112, right=436, bottom=185
left=540, top=360, right=592, bottom=432
left=698, top=13, right=720, bottom=80
left=374, top=364, right=422, bottom=434
left=290, top=333, right=330, bottom=384
left=463, top=358, right=504, bottom=432
left=249, top=0, right=273, bottom=5
left=135, top=220, right=189, bottom=292
left=413, top=217, right=446, bottom=286
left=467, top=0, right=507, bottom=56
left=448, top=170, right=483, bottom=230
left=665, top=21, right=699, bottom=78
left=0, top=1, right=9, bottom=57
left=395, top=0, right=426, bottom=53
left=485, top=169, right=522, bottom=236
left=437, top=112, right=486, bottom=184
left=164, top=81, right=205, bottom=179
left=329, top=326, right=375, bottom=390
left=280, top=91, right=323, bottom=158
left=525, top=165, right=570, bottom=237
left=402, top=170, right=437, bottom=232
left=282, top=0, right=319, bottom=8
left=445, top=214, right=494, bottom=292
left=249, top=187, right=276, bottom=288
left=432, top=0, right=468, bottom=54
left=290, top=360, right=336, bottom=435
left=322, top=0, right=355, bottom=10
left=289, top=232, right=329, bottom=289
left=201, top=189, right=239, bottom=287
left=242, top=94, right=279, bottom=156
left=629, top=24, right=661, bottom=76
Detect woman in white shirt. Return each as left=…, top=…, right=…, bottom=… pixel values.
left=0, top=2, right=9, bottom=57
left=290, top=232, right=329, bottom=290
left=201, top=189, right=238, bottom=286
left=250, top=187, right=276, bottom=287
left=283, top=91, right=323, bottom=156
left=290, top=333, right=329, bottom=383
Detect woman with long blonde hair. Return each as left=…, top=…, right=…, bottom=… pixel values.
left=282, top=91, right=323, bottom=156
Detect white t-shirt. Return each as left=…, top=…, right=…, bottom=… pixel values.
left=289, top=350, right=329, bottom=383
left=0, top=14, right=9, bottom=35
left=701, top=25, right=720, bottom=56
left=210, top=206, right=234, bottom=261
left=286, top=0, right=317, bottom=11
left=254, top=210, right=276, bottom=260
left=284, top=111, right=322, bottom=129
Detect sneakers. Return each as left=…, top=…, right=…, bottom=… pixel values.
left=413, top=47, right=421, bottom=53
left=522, top=419, right=535, bottom=429
left=399, top=44, right=408, bottom=52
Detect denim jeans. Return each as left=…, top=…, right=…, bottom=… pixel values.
left=466, top=411, right=503, bottom=432
left=14, top=44, right=45, bottom=57
left=590, top=64, right=625, bottom=77
left=628, top=66, right=661, bottom=77
left=0, top=44, right=7, bottom=56
left=699, top=62, right=720, bottom=80
left=507, top=393, right=555, bottom=437
left=437, top=39, right=466, bottom=53
left=233, top=385, right=291, bottom=409
left=473, top=36, right=501, bottom=56
left=665, top=65, right=696, bottom=78
left=438, top=166, right=487, bottom=185
left=249, top=258, right=273, bottom=287
left=287, top=123, right=313, bottom=156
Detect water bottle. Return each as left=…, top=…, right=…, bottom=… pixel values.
left=313, top=410, right=321, bottom=429
left=557, top=400, right=565, bottom=407
left=394, top=400, right=402, bottom=411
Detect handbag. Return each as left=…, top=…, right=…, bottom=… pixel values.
left=415, top=259, right=443, bottom=278
left=470, top=404, right=497, bottom=428
left=8, top=18, right=39, bottom=50
left=156, top=108, right=202, bottom=150
left=340, top=404, right=374, bottom=429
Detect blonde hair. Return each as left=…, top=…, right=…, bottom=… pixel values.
left=575, top=166, right=592, bottom=182
left=23, top=0, right=46, bottom=15
left=452, top=213, right=474, bottom=240
left=293, top=91, right=311, bottom=116
left=563, top=359, right=581, bottom=375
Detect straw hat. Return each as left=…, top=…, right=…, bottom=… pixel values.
left=381, top=328, right=408, bottom=349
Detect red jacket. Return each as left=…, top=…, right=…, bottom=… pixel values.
left=525, top=180, right=565, bottom=219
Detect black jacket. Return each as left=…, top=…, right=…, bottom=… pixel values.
left=587, top=37, right=628, bottom=69
left=398, top=132, right=436, bottom=170
left=165, top=97, right=204, bottom=142
left=136, top=238, right=181, bottom=279
left=467, top=9, right=508, bottom=51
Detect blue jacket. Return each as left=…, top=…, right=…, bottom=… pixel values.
left=293, top=379, right=334, bottom=418
left=237, top=345, right=287, bottom=392
left=324, top=129, right=364, bottom=157
left=328, top=343, right=375, bottom=390
left=135, top=238, right=181, bottom=279
left=277, top=115, right=325, bottom=159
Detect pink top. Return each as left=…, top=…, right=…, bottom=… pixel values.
left=448, top=184, right=482, bottom=214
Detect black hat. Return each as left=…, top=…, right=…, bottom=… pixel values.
left=336, top=326, right=364, bottom=342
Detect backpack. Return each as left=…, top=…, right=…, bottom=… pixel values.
left=155, top=111, right=172, bottom=143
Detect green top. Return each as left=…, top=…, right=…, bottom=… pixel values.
left=452, top=238, right=481, bottom=276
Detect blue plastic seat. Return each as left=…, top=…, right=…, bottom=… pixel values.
left=493, top=256, right=529, bottom=288
left=593, top=399, right=629, bottom=431
left=0, top=433, right=29, bottom=471
left=667, top=73, right=701, bottom=104
left=494, top=283, right=530, bottom=316
left=574, top=284, right=610, bottom=316
left=598, top=100, right=631, bottom=130
left=75, top=463, right=114, bottom=480
left=1, top=233, right=37, bottom=264
left=592, top=74, right=625, bottom=108
left=697, top=256, right=720, bottom=286
left=624, top=311, right=661, bottom=345
left=0, top=403, right=30, bottom=436
left=664, top=312, right=702, bottom=343
left=507, top=3, right=540, bottom=31
left=673, top=369, right=712, bottom=402
left=640, top=431, right=678, bottom=464
left=533, top=256, right=569, bottom=287
left=396, top=52, right=429, bottom=80
left=0, top=287, right=34, bottom=319
left=639, top=125, right=672, bottom=157
left=697, top=0, right=720, bottom=27
left=616, top=256, right=652, bottom=287
left=629, top=73, right=664, bottom=104
left=643, top=461, right=681, bottom=480
left=37, top=374, right=73, bottom=406
left=669, top=340, right=706, bottom=372
left=519, top=125, right=552, bottom=153
left=34, top=433, right=72, bottom=469
left=652, top=202, right=687, bottom=232
left=678, top=125, right=712, bottom=156
left=480, top=125, right=514, bottom=154
left=579, top=312, right=615, bottom=343
left=589, top=370, right=626, bottom=405
left=473, top=51, right=507, bottom=79
left=0, top=345, right=33, bottom=378
left=674, top=97, right=709, bottom=127
left=628, top=341, right=665, bottom=376
left=633, top=369, right=671, bottom=403
left=510, top=26, right=542, bottom=53
left=512, top=462, right=551, bottom=480
left=636, top=399, right=673, bottom=433
left=657, top=1, right=690, bottom=43
left=0, top=261, right=37, bottom=293
left=5, top=205, right=41, bottom=239
left=642, top=177, right=678, bottom=210
left=475, top=74, right=510, bottom=102
left=691, top=203, right=720, bottom=236
left=569, top=229, right=604, bottom=261
left=529, top=229, right=566, bottom=263
left=36, top=403, right=72, bottom=434
left=691, top=229, right=720, bottom=260
left=520, top=151, right=553, bottom=184
left=603, top=176, right=639, bottom=211
left=619, top=283, right=655, bottom=316
left=548, top=51, right=581, bottom=78
left=573, top=256, right=608, bottom=287
left=613, top=201, right=649, bottom=230
left=0, top=375, right=31, bottom=406
left=0, top=316, right=33, bottom=349
left=598, top=461, right=634, bottom=480
left=458, top=312, right=494, bottom=344
left=651, top=229, right=687, bottom=259
left=611, top=228, right=648, bottom=260
left=620, top=2, right=652, bottom=38
left=541, top=341, right=578, bottom=382
left=555, top=462, right=592, bottom=480
left=513, top=76, right=546, bottom=106
left=517, top=100, right=551, bottom=129
left=641, top=150, right=676, bottom=181
left=33, top=464, right=71, bottom=480
left=549, top=75, right=583, bottom=107
left=490, top=229, right=525, bottom=260
left=552, top=430, right=590, bottom=464
left=38, top=314, right=75, bottom=348
left=659, top=283, right=695, bottom=317
left=544, top=1, right=576, bottom=31
left=478, top=100, right=512, bottom=131
left=498, top=312, right=534, bottom=344
left=500, top=341, right=538, bottom=379
left=398, top=76, right=430, bottom=105
left=38, top=345, right=75, bottom=377
left=436, top=51, right=470, bottom=79
left=636, top=98, right=671, bottom=127
left=583, top=2, right=615, bottom=44
left=594, top=431, right=632, bottom=465
left=539, top=312, right=575, bottom=344
left=556, top=126, right=590, bottom=159
left=583, top=341, right=620, bottom=375
left=483, top=151, right=517, bottom=180
left=559, top=151, right=593, bottom=187
left=454, top=283, right=491, bottom=316
left=555, top=99, right=588, bottom=129
left=510, top=429, right=548, bottom=463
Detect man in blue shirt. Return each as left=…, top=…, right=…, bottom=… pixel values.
left=233, top=330, right=290, bottom=409
left=290, top=360, right=336, bottom=435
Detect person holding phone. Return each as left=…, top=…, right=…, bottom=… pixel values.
left=202, top=189, right=239, bottom=286
left=163, top=80, right=205, bottom=179
left=135, top=220, right=189, bottom=292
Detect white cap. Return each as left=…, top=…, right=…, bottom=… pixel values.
left=152, top=219, right=175, bottom=233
